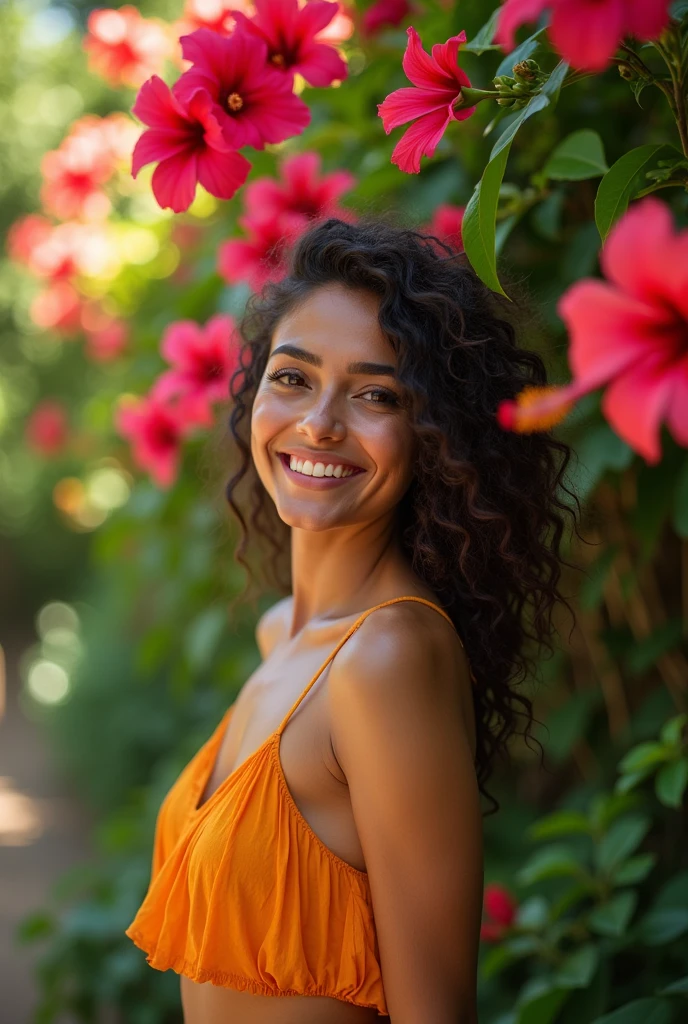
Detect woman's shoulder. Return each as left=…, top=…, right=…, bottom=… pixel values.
left=255, top=595, right=293, bottom=659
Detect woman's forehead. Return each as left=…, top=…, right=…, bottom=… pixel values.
left=271, top=283, right=391, bottom=360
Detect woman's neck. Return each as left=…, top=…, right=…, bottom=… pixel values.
left=287, top=513, right=412, bottom=638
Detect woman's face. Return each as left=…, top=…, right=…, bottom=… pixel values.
left=250, top=282, right=416, bottom=532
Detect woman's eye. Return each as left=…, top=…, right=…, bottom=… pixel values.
left=266, top=369, right=306, bottom=387
left=360, top=389, right=399, bottom=406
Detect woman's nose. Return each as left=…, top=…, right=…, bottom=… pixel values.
left=296, top=390, right=346, bottom=442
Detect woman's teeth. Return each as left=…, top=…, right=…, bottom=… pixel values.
left=288, top=456, right=357, bottom=478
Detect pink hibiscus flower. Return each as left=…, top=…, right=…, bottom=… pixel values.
left=154, top=314, right=240, bottom=407
left=243, top=151, right=355, bottom=222
left=480, top=883, right=518, bottom=943
left=26, top=400, right=70, bottom=457
left=40, top=123, right=116, bottom=222
left=497, top=198, right=688, bottom=465
left=361, top=0, right=412, bottom=38
left=230, top=0, right=347, bottom=86
left=495, top=0, right=671, bottom=72
left=378, top=27, right=476, bottom=174
left=218, top=212, right=306, bottom=291
left=84, top=6, right=172, bottom=88
left=131, top=75, right=251, bottom=213
left=424, top=203, right=465, bottom=252
left=116, top=390, right=210, bottom=488
left=174, top=28, right=310, bottom=149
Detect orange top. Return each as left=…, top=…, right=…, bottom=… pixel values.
left=125, top=596, right=465, bottom=1017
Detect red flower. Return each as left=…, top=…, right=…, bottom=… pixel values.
left=495, top=0, right=671, bottom=72
left=174, top=0, right=255, bottom=38
left=8, top=216, right=53, bottom=268
left=131, top=75, right=251, bottom=213
left=480, top=883, right=517, bottom=943
left=174, top=28, right=310, bottom=150
left=81, top=306, right=130, bottom=362
left=115, top=390, right=210, bottom=488
left=361, top=0, right=412, bottom=38
left=218, top=212, right=306, bottom=291
left=30, top=281, right=83, bottom=336
left=424, top=203, right=464, bottom=252
left=84, top=6, right=172, bottom=88
left=154, top=314, right=240, bottom=407
left=244, top=151, right=355, bottom=222
left=41, top=125, right=115, bottom=222
left=231, top=0, right=347, bottom=87
left=378, top=27, right=476, bottom=174
left=497, top=198, right=688, bottom=464
left=25, top=400, right=70, bottom=457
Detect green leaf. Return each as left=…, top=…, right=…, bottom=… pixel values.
left=660, top=713, right=687, bottom=747
left=528, top=810, right=592, bottom=841
left=614, top=770, right=652, bottom=795
left=618, top=742, right=667, bottom=774
left=588, top=890, right=637, bottom=936
left=673, top=458, right=688, bottom=538
left=593, top=999, right=673, bottom=1024
left=595, top=814, right=651, bottom=873
left=517, top=981, right=569, bottom=1024
left=611, top=853, right=657, bottom=886
left=595, top=144, right=676, bottom=241
left=655, top=758, right=688, bottom=808
left=463, top=146, right=511, bottom=296
left=463, top=61, right=568, bottom=297
left=517, top=844, right=583, bottom=885
left=464, top=9, right=502, bottom=53
left=496, top=27, right=547, bottom=77
left=543, top=130, right=608, bottom=181
left=555, top=944, right=599, bottom=988
left=657, top=974, right=688, bottom=994
left=637, top=907, right=688, bottom=945
left=515, top=895, right=550, bottom=929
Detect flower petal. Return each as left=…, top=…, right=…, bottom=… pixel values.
left=625, top=0, right=671, bottom=41
left=602, top=353, right=675, bottom=463
left=196, top=148, right=251, bottom=201
left=494, top=0, right=550, bottom=52
left=378, top=85, right=457, bottom=132
left=558, top=280, right=663, bottom=387
left=296, top=41, right=348, bottom=86
left=402, top=26, right=446, bottom=90
left=132, top=75, right=188, bottom=129
left=151, top=151, right=198, bottom=213
left=665, top=355, right=688, bottom=447
left=431, top=32, right=470, bottom=86
left=390, top=105, right=452, bottom=174
left=550, top=0, right=625, bottom=71
left=131, top=128, right=191, bottom=177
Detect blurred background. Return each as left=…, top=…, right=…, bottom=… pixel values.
left=1, top=0, right=687, bottom=1021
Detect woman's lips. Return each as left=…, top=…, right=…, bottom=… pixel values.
left=278, top=452, right=366, bottom=489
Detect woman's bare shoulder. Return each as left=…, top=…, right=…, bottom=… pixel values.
left=255, top=595, right=293, bottom=659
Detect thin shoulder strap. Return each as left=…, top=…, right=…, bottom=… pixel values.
left=276, top=595, right=468, bottom=736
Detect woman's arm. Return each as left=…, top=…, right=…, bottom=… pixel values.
left=329, top=605, right=483, bottom=1024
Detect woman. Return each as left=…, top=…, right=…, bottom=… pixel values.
left=126, top=218, right=578, bottom=1023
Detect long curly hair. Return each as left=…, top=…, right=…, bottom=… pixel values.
left=224, top=216, right=582, bottom=815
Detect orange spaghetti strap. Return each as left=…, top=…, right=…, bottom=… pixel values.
left=276, top=596, right=471, bottom=737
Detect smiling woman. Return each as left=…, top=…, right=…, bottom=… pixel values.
left=125, top=215, right=580, bottom=1023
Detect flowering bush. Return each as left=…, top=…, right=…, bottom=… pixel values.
left=2, top=1, right=688, bottom=1022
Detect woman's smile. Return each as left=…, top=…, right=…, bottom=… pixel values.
left=277, top=451, right=367, bottom=489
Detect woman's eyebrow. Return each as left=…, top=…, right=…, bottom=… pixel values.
left=269, top=343, right=396, bottom=377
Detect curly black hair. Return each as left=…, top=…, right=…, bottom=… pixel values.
left=223, top=216, right=582, bottom=815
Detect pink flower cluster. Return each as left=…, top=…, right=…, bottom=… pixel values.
left=115, top=315, right=240, bottom=487
left=132, top=0, right=349, bottom=212
left=7, top=114, right=135, bottom=356
left=496, top=0, right=671, bottom=72
left=84, top=6, right=173, bottom=87
left=218, top=150, right=356, bottom=290
left=497, top=198, right=688, bottom=465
